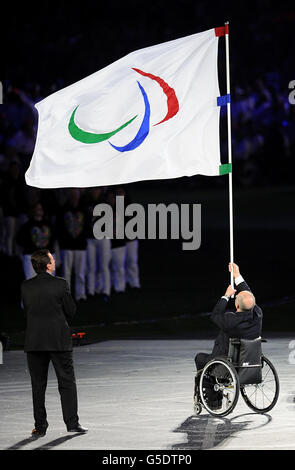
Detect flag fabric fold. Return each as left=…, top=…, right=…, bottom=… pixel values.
left=26, top=28, right=222, bottom=188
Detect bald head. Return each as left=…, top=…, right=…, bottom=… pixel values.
left=235, top=290, right=255, bottom=312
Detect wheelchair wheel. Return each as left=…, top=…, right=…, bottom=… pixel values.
left=240, top=355, right=279, bottom=413
left=199, top=358, right=240, bottom=417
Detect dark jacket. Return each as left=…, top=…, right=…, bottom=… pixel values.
left=210, top=279, right=263, bottom=357
left=21, top=272, right=76, bottom=352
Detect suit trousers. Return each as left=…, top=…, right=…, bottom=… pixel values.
left=27, top=351, right=79, bottom=431
left=195, top=352, right=214, bottom=371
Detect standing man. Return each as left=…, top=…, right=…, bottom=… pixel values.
left=21, top=248, right=87, bottom=437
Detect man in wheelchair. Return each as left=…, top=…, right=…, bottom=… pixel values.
left=194, top=262, right=263, bottom=410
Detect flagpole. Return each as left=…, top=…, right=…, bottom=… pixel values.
left=224, top=21, right=234, bottom=288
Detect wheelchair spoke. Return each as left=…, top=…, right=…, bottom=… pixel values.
left=262, top=364, right=271, bottom=380
left=262, top=379, right=276, bottom=385
left=241, top=357, right=279, bottom=412
left=257, top=386, right=272, bottom=403
left=246, top=387, right=258, bottom=400
left=262, top=383, right=276, bottom=394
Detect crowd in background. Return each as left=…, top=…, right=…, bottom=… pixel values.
left=0, top=176, right=141, bottom=301
left=228, top=78, right=295, bottom=186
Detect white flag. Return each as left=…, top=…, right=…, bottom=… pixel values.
left=26, top=28, right=223, bottom=188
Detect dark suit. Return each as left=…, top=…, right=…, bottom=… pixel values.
left=21, top=272, right=79, bottom=432
left=195, top=279, right=263, bottom=371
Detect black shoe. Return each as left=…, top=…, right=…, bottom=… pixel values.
left=31, top=428, right=47, bottom=437
left=67, top=424, right=88, bottom=433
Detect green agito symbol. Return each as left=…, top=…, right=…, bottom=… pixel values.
left=68, top=106, right=137, bottom=144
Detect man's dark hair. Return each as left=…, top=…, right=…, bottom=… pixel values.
left=31, top=249, right=51, bottom=273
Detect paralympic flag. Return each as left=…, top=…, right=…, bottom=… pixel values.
left=25, top=27, right=226, bottom=188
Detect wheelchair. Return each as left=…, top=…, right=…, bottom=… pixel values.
left=193, top=337, right=280, bottom=417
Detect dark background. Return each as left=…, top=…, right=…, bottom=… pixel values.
left=0, top=0, right=294, bottom=347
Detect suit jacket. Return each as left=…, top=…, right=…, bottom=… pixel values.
left=21, top=272, right=76, bottom=352
left=210, top=279, right=263, bottom=357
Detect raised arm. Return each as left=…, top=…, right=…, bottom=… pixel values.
left=210, top=284, right=237, bottom=330
left=229, top=262, right=252, bottom=293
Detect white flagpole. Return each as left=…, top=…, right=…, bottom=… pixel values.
left=224, top=21, right=234, bottom=288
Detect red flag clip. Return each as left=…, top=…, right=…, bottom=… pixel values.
left=215, top=24, right=229, bottom=37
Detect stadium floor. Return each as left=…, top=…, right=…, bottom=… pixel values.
left=0, top=337, right=294, bottom=450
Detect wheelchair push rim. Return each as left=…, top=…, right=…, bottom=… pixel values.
left=240, top=355, right=279, bottom=413
left=199, top=358, right=240, bottom=417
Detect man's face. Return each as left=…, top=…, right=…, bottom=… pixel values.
left=46, top=252, right=55, bottom=273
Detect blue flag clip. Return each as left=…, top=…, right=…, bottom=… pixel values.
left=217, top=94, right=231, bottom=106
